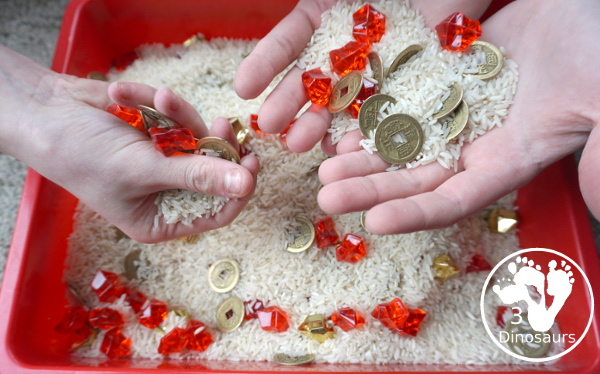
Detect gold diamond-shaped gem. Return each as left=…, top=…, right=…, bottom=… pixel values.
left=487, top=208, right=518, bottom=233
left=432, top=254, right=459, bottom=281
left=298, top=314, right=335, bottom=343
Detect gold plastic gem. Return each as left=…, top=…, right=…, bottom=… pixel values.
left=298, top=314, right=335, bottom=343
left=487, top=208, right=518, bottom=233
left=228, top=117, right=251, bottom=145
left=432, top=254, right=459, bottom=281
left=179, top=234, right=199, bottom=244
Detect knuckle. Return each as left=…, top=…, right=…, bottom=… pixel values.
left=185, top=160, right=218, bottom=194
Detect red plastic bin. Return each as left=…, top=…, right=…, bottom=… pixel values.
left=0, top=0, right=599, bottom=373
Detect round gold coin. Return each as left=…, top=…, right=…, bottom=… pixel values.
left=367, top=52, right=383, bottom=89
left=359, top=211, right=367, bottom=231
left=465, top=41, right=504, bottom=80
left=123, top=249, right=143, bottom=280
left=432, top=82, right=464, bottom=119
left=286, top=216, right=316, bottom=253
left=208, top=258, right=240, bottom=293
left=327, top=70, right=363, bottom=113
left=196, top=136, right=241, bottom=164
left=86, top=71, right=108, bottom=81
left=387, top=44, right=423, bottom=76
left=273, top=353, right=315, bottom=366
left=446, top=100, right=469, bottom=140
left=137, top=105, right=177, bottom=130
left=504, top=314, right=551, bottom=358
left=374, top=113, right=424, bottom=164
left=358, top=94, right=397, bottom=139
left=216, top=296, right=245, bottom=333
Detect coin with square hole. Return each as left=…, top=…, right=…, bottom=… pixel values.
left=208, top=258, right=240, bottom=293
left=374, top=114, right=423, bottom=164
left=216, top=296, right=245, bottom=333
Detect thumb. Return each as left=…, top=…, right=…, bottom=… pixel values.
left=579, top=127, right=600, bottom=220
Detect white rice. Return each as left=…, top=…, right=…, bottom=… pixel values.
left=62, top=0, right=539, bottom=366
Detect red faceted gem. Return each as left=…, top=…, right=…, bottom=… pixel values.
left=186, top=319, right=214, bottom=352
left=466, top=254, right=492, bottom=273
left=352, top=4, right=386, bottom=45
left=100, top=327, right=131, bottom=359
left=345, top=77, right=378, bottom=118
left=138, top=298, right=168, bottom=329
left=315, top=217, right=341, bottom=248
left=256, top=306, right=290, bottom=333
left=88, top=308, right=124, bottom=330
left=302, top=68, right=333, bottom=105
left=435, top=12, right=482, bottom=52
left=158, top=327, right=189, bottom=355
left=371, top=298, right=410, bottom=333
left=402, top=308, right=427, bottom=337
left=329, top=41, right=370, bottom=76
left=280, top=119, right=295, bottom=143
left=55, top=306, right=89, bottom=334
left=250, top=114, right=261, bottom=133
left=336, top=234, right=367, bottom=263
left=121, top=286, right=147, bottom=314
left=112, top=50, right=138, bottom=71
left=331, top=307, right=365, bottom=332
left=106, top=104, right=145, bottom=133
left=90, top=270, right=121, bottom=303
left=148, top=127, right=196, bottom=156
left=244, top=299, right=266, bottom=321
left=496, top=306, right=512, bottom=328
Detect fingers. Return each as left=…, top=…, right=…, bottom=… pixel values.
left=285, top=104, right=332, bottom=153
left=334, top=129, right=364, bottom=155
left=208, top=117, right=241, bottom=154
left=578, top=126, right=600, bottom=220
left=234, top=0, right=328, bottom=99
left=318, top=150, right=390, bottom=185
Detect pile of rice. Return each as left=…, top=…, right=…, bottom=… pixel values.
left=63, top=0, right=536, bottom=365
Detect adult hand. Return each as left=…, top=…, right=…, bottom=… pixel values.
left=235, top=0, right=492, bottom=154
left=0, top=46, right=259, bottom=243
left=318, top=0, right=600, bottom=235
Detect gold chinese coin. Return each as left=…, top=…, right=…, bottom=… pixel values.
left=196, top=136, right=241, bottom=164
left=123, top=249, right=143, bottom=280
left=328, top=70, right=363, bottom=113
left=286, top=216, right=316, bottom=253
left=358, top=94, right=397, bottom=139
left=446, top=100, right=469, bottom=140
left=228, top=117, right=250, bottom=145
left=274, top=353, right=316, bottom=366
left=137, top=105, right=177, bottom=130
left=367, top=52, right=383, bottom=89
left=504, top=314, right=551, bottom=358
left=465, top=41, right=504, bottom=80
left=359, top=211, right=368, bottom=232
left=216, top=296, right=245, bottom=333
left=208, top=258, right=240, bottom=293
left=374, top=113, right=423, bottom=164
left=433, top=82, right=464, bottom=119
left=387, top=44, right=423, bottom=76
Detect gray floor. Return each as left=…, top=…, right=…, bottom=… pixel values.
left=0, top=0, right=599, bottom=284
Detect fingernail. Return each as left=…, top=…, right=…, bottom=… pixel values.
left=225, top=169, right=242, bottom=195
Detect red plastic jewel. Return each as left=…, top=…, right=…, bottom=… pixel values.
left=371, top=298, right=410, bottom=333
left=496, top=306, right=512, bottom=328
left=315, top=217, right=341, bottom=248
left=256, top=306, right=290, bottom=333
left=302, top=68, right=333, bottom=105
left=249, top=114, right=261, bottom=133
left=352, top=4, right=386, bottom=45
left=158, top=327, right=189, bottom=355
left=186, top=319, right=214, bottom=352
left=402, top=308, right=427, bottom=337
left=106, top=104, right=145, bottom=133
left=55, top=306, right=89, bottom=335
left=336, top=234, right=367, bottom=263
left=90, top=270, right=122, bottom=303
left=329, top=41, right=370, bottom=76
left=466, top=254, right=492, bottom=273
left=435, top=12, right=482, bottom=52
left=112, top=50, right=138, bottom=71
left=244, top=299, right=266, bottom=321
left=88, top=308, right=124, bottom=330
left=280, top=119, right=295, bottom=143
left=121, top=286, right=147, bottom=314
left=101, top=327, right=131, bottom=359
left=138, top=298, right=168, bottom=329
left=345, top=77, right=378, bottom=118
left=331, top=307, right=365, bottom=331
left=148, top=127, right=196, bottom=156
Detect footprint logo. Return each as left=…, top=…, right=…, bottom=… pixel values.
left=492, top=256, right=574, bottom=332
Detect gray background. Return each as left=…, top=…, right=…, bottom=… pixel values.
left=0, top=0, right=599, bottom=283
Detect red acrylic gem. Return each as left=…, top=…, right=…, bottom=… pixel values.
left=88, top=308, right=124, bottom=330
left=315, top=217, right=341, bottom=248
left=302, top=68, right=333, bottom=105
left=336, top=234, right=367, bottom=263
left=496, top=306, right=512, bottom=328
left=331, top=307, right=365, bottom=332
left=186, top=319, right=214, bottom=352
left=352, top=4, right=386, bottom=45
left=244, top=299, right=266, bottom=321
left=121, top=286, right=147, bottom=314
left=148, top=127, right=196, bottom=156
left=138, top=298, right=168, bottom=329
left=371, top=298, right=410, bottom=333
left=158, top=327, right=189, bottom=355
left=250, top=114, right=261, bottom=133
left=345, top=77, right=378, bottom=118
left=90, top=270, right=122, bottom=303
left=329, top=41, right=370, bottom=76
left=402, top=308, right=427, bottom=337
left=435, top=12, right=482, bottom=52
left=106, top=104, right=145, bottom=133
left=280, top=119, right=295, bottom=143
left=466, top=254, right=492, bottom=273
left=100, top=327, right=131, bottom=359
left=256, top=306, right=290, bottom=333
left=112, top=50, right=138, bottom=71
left=55, top=306, right=89, bottom=334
